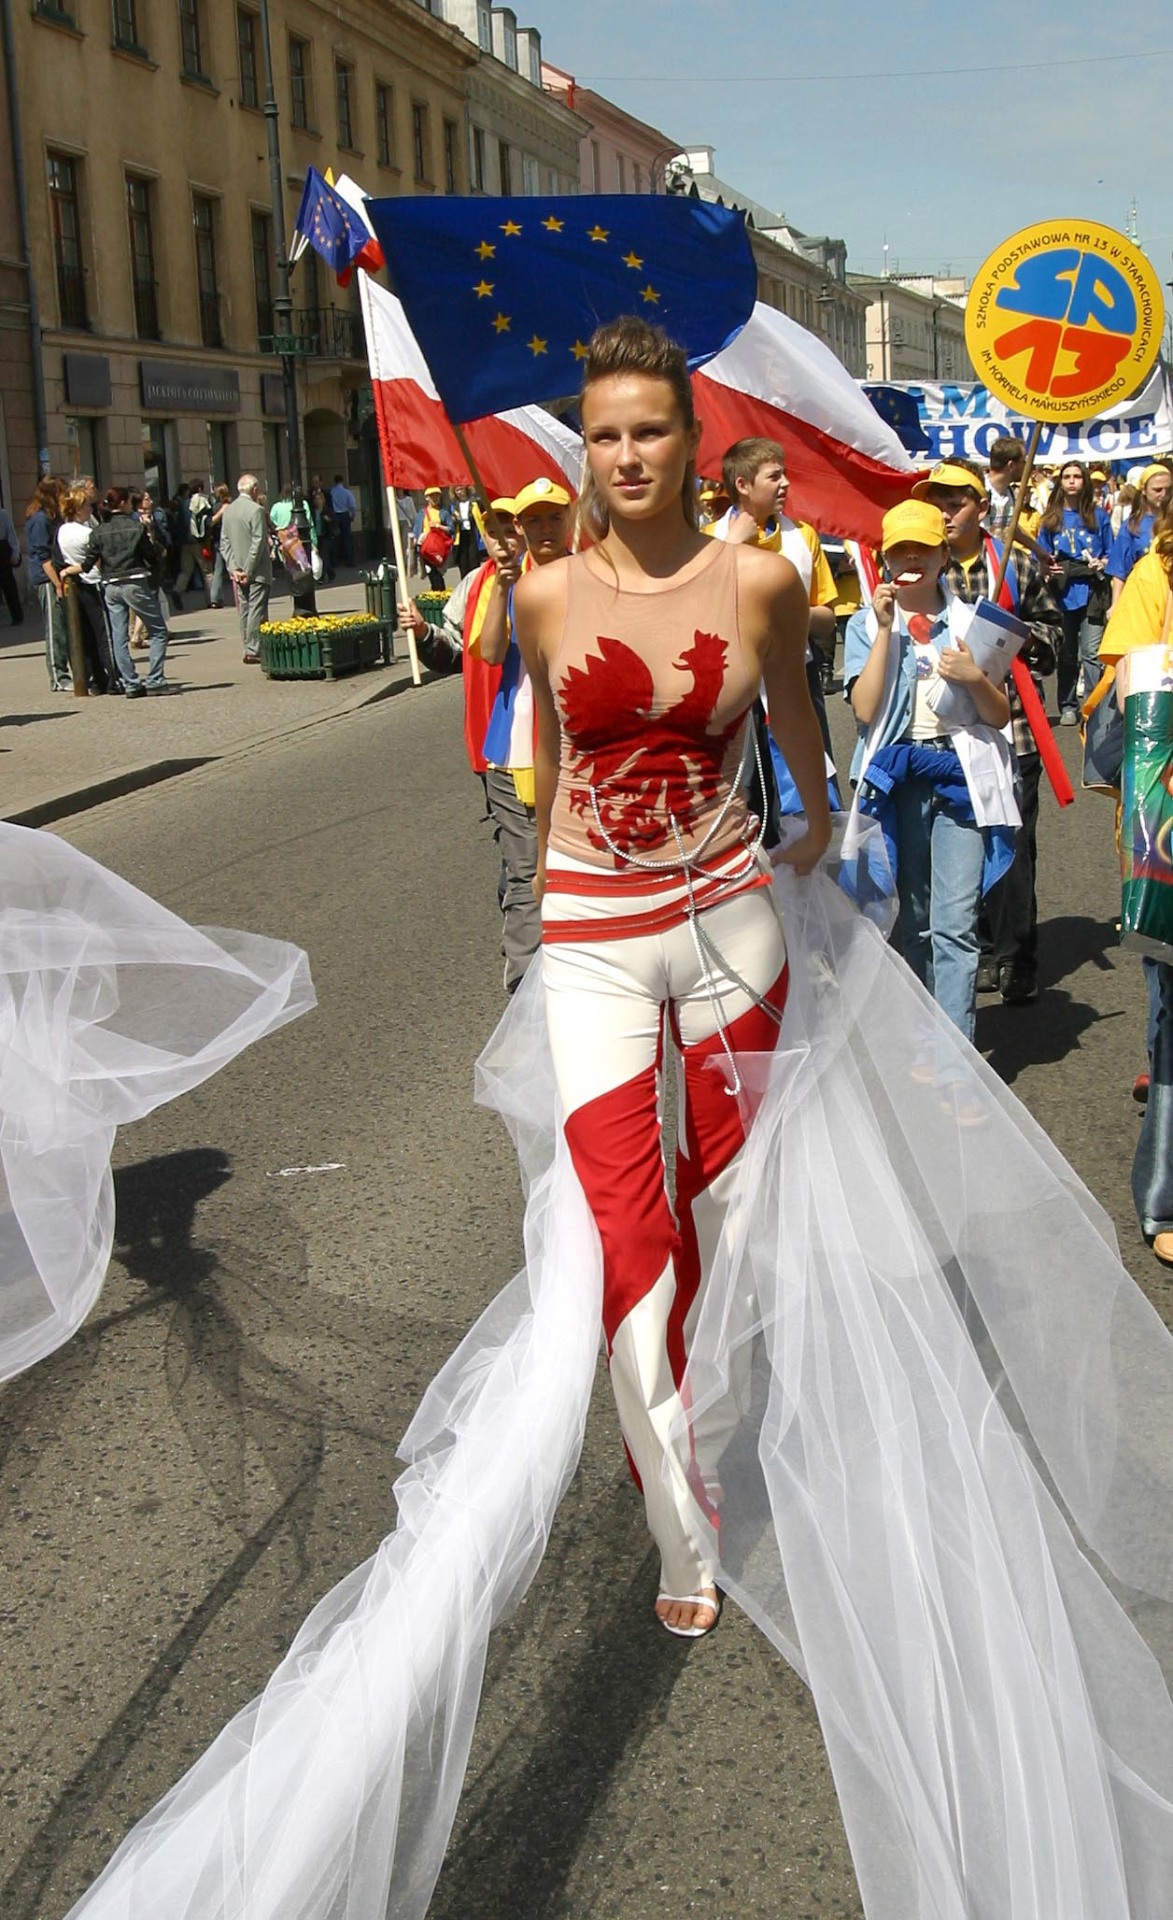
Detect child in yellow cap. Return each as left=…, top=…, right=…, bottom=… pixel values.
left=843, top=499, right=1017, bottom=1043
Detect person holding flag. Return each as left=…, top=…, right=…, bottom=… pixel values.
left=478, top=477, right=573, bottom=993
left=398, top=495, right=522, bottom=817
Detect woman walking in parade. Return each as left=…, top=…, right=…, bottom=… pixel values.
left=1037, top=460, right=1112, bottom=721
left=514, top=317, right=829, bottom=1633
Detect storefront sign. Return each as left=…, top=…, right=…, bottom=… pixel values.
left=63, top=352, right=112, bottom=410
left=139, top=360, right=241, bottom=414
left=965, top=221, right=1164, bottom=422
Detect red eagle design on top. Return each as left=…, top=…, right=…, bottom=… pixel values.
left=560, top=628, right=743, bottom=856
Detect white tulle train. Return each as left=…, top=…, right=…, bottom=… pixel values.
left=0, top=822, right=315, bottom=1380
left=12, top=823, right=1172, bottom=1919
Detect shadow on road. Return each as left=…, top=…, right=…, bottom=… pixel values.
left=431, top=1492, right=688, bottom=1920
left=1037, top=913, right=1120, bottom=987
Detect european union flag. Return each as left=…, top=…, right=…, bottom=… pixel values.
left=292, top=168, right=371, bottom=277
left=863, top=384, right=931, bottom=454
left=366, top=194, right=757, bottom=423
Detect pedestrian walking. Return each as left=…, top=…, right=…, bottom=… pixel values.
left=80, top=487, right=174, bottom=695
left=0, top=497, right=23, bottom=626
left=1109, top=461, right=1173, bottom=607
left=451, top=484, right=479, bottom=576
left=218, top=474, right=272, bottom=662
left=270, top=484, right=319, bottom=617
left=172, top=482, right=211, bottom=604
left=25, top=477, right=69, bottom=688
left=328, top=473, right=357, bottom=566
left=207, top=483, right=231, bottom=606
left=412, top=486, right=454, bottom=590
left=55, top=485, right=116, bottom=691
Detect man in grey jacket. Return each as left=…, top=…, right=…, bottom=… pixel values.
left=218, top=474, right=272, bottom=662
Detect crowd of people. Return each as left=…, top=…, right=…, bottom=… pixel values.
left=3, top=469, right=372, bottom=693
left=401, top=429, right=1173, bottom=1277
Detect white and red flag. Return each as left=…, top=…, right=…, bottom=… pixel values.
left=358, top=274, right=582, bottom=499
left=693, top=303, right=918, bottom=544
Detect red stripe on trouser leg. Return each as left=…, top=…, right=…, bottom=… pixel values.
left=669, top=962, right=790, bottom=1387
left=562, top=1062, right=679, bottom=1357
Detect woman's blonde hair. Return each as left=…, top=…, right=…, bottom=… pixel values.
left=576, top=316, right=698, bottom=545
left=1153, top=500, right=1173, bottom=581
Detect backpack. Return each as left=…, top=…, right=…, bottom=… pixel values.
left=190, top=498, right=210, bottom=541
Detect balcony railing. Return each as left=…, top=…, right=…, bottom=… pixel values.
left=133, top=276, right=161, bottom=340
left=55, top=262, right=89, bottom=330
left=261, top=306, right=363, bottom=361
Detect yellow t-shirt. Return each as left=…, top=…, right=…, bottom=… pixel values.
left=1099, top=548, right=1172, bottom=662
left=704, top=510, right=836, bottom=608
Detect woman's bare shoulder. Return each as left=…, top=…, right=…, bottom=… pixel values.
left=731, top=541, right=804, bottom=607
left=514, top=555, right=572, bottom=612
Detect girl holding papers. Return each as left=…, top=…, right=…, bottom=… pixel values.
left=843, top=499, right=1019, bottom=1042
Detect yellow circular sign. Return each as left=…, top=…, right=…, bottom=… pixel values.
left=965, top=219, right=1165, bottom=422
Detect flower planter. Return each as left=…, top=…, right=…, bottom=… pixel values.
left=259, top=617, right=383, bottom=681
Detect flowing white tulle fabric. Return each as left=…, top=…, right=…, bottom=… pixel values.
left=0, top=824, right=315, bottom=1383
left=61, top=834, right=1173, bottom=1919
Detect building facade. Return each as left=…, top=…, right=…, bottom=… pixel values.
left=4, top=0, right=583, bottom=534
left=848, top=273, right=974, bottom=383
left=672, top=148, right=868, bottom=377
left=0, top=6, right=41, bottom=518
left=541, top=61, right=680, bottom=196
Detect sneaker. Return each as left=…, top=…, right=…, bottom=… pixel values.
left=999, top=964, right=1038, bottom=1005
left=1059, top=708, right=1079, bottom=726
left=976, top=955, right=999, bottom=994
left=145, top=682, right=180, bottom=695
left=242, top=651, right=261, bottom=664
left=123, top=682, right=147, bottom=698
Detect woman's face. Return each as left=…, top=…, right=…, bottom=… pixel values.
left=141, top=491, right=154, bottom=512
left=1060, top=465, right=1084, bottom=500
left=581, top=372, right=699, bottom=526
left=1144, top=471, right=1173, bottom=514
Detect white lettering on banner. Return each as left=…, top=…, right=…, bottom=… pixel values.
left=881, top=371, right=1173, bottom=463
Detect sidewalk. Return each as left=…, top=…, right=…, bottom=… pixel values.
left=1, top=572, right=435, bottom=826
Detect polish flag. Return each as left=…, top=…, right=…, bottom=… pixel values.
left=693, top=303, right=918, bottom=544
left=359, top=274, right=583, bottom=498
left=330, top=172, right=385, bottom=280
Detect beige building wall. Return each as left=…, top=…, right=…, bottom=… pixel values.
left=849, top=275, right=974, bottom=383
left=9, top=0, right=474, bottom=523
left=542, top=64, right=680, bottom=196
left=0, top=16, right=39, bottom=519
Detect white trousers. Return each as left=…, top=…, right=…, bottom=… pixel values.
left=542, top=856, right=788, bottom=1596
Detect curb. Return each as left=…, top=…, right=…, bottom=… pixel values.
left=5, top=663, right=440, bottom=829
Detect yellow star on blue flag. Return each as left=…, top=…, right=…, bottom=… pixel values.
left=366, top=193, right=757, bottom=423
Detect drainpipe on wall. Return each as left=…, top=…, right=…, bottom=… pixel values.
left=0, top=0, right=50, bottom=477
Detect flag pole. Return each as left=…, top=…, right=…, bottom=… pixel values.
left=386, top=485, right=422, bottom=687
left=989, top=417, right=1042, bottom=602
left=984, top=417, right=1075, bottom=809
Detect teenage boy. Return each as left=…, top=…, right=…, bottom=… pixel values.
left=708, top=437, right=838, bottom=729
left=476, top=477, right=572, bottom=993
left=914, top=460, right=1061, bottom=1005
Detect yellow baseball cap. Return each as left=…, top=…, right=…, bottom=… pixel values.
left=489, top=495, right=516, bottom=516
left=1138, top=463, right=1173, bottom=490
left=513, top=476, right=572, bottom=516
left=881, top=500, right=948, bottom=552
left=424, top=485, right=442, bottom=497
left=912, top=462, right=987, bottom=502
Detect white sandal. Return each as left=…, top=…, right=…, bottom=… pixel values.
left=655, top=1589, right=721, bottom=1639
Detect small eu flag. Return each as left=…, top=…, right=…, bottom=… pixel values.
left=366, top=193, right=757, bottom=423
left=292, top=168, right=371, bottom=278
left=862, top=384, right=931, bottom=454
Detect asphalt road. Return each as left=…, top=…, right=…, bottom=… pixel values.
left=1, top=679, right=1166, bottom=1920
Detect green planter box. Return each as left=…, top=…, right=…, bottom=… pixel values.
left=259, top=620, right=383, bottom=681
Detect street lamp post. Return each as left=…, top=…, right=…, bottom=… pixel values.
left=259, top=0, right=301, bottom=485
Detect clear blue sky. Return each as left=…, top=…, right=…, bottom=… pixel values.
left=522, top=0, right=1173, bottom=286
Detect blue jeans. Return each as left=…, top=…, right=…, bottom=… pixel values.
left=1134, top=959, right=1173, bottom=1236
left=104, top=578, right=170, bottom=688
left=893, top=773, right=985, bottom=1041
